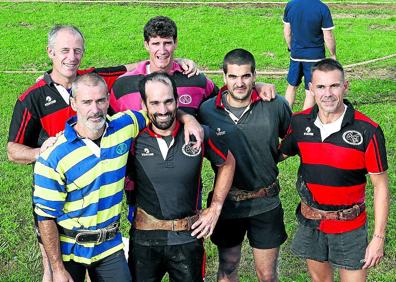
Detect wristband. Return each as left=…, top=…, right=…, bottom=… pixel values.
left=373, top=233, right=385, bottom=240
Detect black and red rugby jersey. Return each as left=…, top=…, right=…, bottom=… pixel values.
left=280, top=100, right=388, bottom=233
left=129, top=122, right=228, bottom=246
left=8, top=66, right=126, bottom=148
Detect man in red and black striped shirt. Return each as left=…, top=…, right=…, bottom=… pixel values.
left=280, top=59, right=389, bottom=282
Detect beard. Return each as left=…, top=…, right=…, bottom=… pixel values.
left=84, top=113, right=106, bottom=131
left=150, top=112, right=176, bottom=130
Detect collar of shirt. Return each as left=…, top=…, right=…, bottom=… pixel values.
left=136, top=60, right=183, bottom=75
left=314, top=104, right=347, bottom=141
left=215, top=85, right=261, bottom=109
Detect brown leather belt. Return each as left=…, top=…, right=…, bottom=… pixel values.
left=227, top=180, right=280, bottom=201
left=300, top=201, right=365, bottom=221
left=134, top=207, right=199, bottom=231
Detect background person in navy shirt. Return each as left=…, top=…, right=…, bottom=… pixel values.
left=283, top=0, right=336, bottom=110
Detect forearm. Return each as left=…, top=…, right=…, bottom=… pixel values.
left=7, top=142, right=39, bottom=164
left=283, top=24, right=291, bottom=49
left=210, top=151, right=235, bottom=211
left=372, top=175, right=390, bottom=237
left=323, top=30, right=336, bottom=58
left=38, top=219, right=65, bottom=272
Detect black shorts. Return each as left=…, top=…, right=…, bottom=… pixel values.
left=64, top=250, right=131, bottom=282
left=130, top=240, right=205, bottom=282
left=211, top=204, right=287, bottom=249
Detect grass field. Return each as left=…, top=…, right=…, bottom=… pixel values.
left=0, top=1, right=395, bottom=281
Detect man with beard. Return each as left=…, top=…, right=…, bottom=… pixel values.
left=32, top=73, right=148, bottom=282
left=127, top=72, right=235, bottom=282
left=280, top=59, right=389, bottom=282
left=199, top=49, right=291, bottom=282
left=7, top=24, right=198, bottom=281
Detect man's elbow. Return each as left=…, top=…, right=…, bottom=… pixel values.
left=6, top=142, right=16, bottom=162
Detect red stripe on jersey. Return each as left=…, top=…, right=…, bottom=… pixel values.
left=372, top=135, right=383, bottom=171
left=354, top=111, right=377, bottom=127
left=19, top=80, right=46, bottom=101
left=299, top=142, right=365, bottom=170
left=15, top=109, right=31, bottom=143
left=319, top=212, right=366, bottom=234
left=208, top=138, right=227, bottom=161
left=201, top=246, right=206, bottom=280
left=307, top=183, right=365, bottom=205
left=40, top=107, right=76, bottom=137
left=365, top=135, right=383, bottom=173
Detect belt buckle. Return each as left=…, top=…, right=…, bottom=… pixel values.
left=75, top=232, right=84, bottom=244
left=337, top=206, right=358, bottom=220
left=96, top=228, right=107, bottom=244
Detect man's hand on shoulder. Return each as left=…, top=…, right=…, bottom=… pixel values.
left=255, top=82, right=276, bottom=101
left=175, top=58, right=200, bottom=78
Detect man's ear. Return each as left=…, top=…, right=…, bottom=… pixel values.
left=47, top=47, right=55, bottom=58
left=141, top=101, right=147, bottom=112
left=70, top=97, right=77, bottom=111
left=144, top=41, right=150, bottom=52
left=308, top=82, right=314, bottom=95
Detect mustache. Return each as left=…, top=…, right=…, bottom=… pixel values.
left=88, top=113, right=105, bottom=119
left=153, top=112, right=172, bottom=118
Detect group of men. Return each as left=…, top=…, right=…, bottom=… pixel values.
left=7, top=1, right=390, bottom=282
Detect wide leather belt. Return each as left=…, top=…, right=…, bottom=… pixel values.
left=134, top=207, right=199, bottom=231
left=58, top=221, right=119, bottom=244
left=300, top=201, right=365, bottom=221
left=227, top=179, right=280, bottom=201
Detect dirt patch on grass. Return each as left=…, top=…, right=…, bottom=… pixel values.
left=333, top=13, right=394, bottom=19
left=368, top=23, right=396, bottom=31
left=346, top=66, right=396, bottom=80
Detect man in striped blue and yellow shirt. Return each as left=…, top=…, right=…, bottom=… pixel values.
left=33, top=73, right=147, bottom=281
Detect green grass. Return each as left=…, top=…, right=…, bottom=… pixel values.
left=0, top=2, right=395, bottom=281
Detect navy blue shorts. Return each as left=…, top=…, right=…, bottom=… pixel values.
left=211, top=204, right=287, bottom=249
left=292, top=224, right=368, bottom=270
left=287, top=60, right=315, bottom=90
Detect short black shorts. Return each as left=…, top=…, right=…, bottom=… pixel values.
left=211, top=204, right=287, bottom=249
left=130, top=240, right=205, bottom=282
left=291, top=223, right=368, bottom=270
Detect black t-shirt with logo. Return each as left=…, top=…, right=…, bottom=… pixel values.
left=128, top=122, right=228, bottom=246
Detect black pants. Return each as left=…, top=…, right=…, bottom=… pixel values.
left=130, top=240, right=205, bottom=282
left=64, top=250, right=131, bottom=282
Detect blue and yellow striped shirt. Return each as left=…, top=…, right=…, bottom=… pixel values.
left=33, top=110, right=146, bottom=265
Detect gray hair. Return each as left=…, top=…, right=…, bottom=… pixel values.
left=71, top=73, right=107, bottom=98
left=48, top=25, right=85, bottom=51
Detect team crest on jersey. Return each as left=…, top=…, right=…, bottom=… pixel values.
left=44, top=96, right=56, bottom=107
left=303, top=127, right=314, bottom=136
left=178, top=94, right=192, bottom=105
left=116, top=143, right=128, bottom=155
left=216, top=128, right=226, bottom=136
left=342, top=130, right=363, bottom=145
left=141, top=148, right=154, bottom=156
left=182, top=142, right=201, bottom=157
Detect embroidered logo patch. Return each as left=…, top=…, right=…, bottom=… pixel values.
left=141, top=147, right=154, bottom=156
left=44, top=96, right=56, bottom=107
left=178, top=94, right=192, bottom=105
left=182, top=142, right=201, bottom=157
left=303, top=127, right=314, bottom=136
left=342, top=130, right=363, bottom=145
left=116, top=143, right=128, bottom=155
left=216, top=127, right=226, bottom=136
